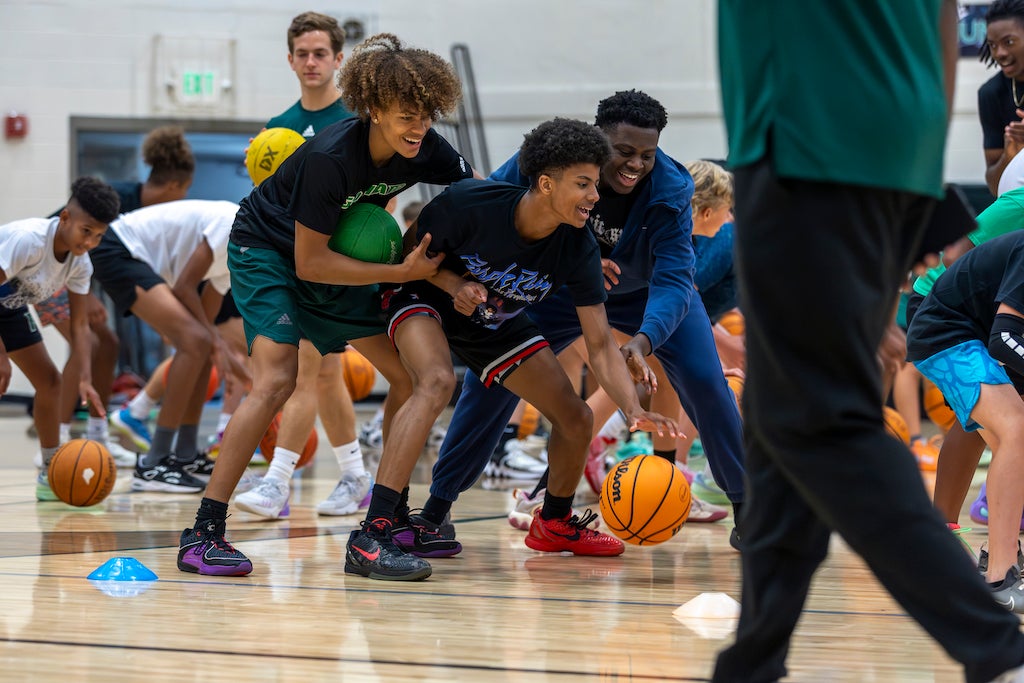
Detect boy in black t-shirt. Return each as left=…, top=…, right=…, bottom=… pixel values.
left=344, top=118, right=678, bottom=581
left=907, top=230, right=1024, bottom=612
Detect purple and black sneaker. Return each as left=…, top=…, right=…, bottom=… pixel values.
left=177, top=520, right=253, bottom=576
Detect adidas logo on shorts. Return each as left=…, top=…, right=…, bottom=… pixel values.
left=276, top=314, right=292, bottom=326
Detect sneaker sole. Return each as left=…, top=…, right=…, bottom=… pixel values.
left=687, top=511, right=729, bottom=523
left=524, top=536, right=624, bottom=556
left=235, top=499, right=289, bottom=519
left=317, top=503, right=359, bottom=516
left=110, top=417, right=152, bottom=453
left=177, top=557, right=253, bottom=576
left=392, top=531, right=462, bottom=558
left=343, top=561, right=432, bottom=581
left=131, top=479, right=204, bottom=493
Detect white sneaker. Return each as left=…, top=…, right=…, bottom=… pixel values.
left=507, top=487, right=600, bottom=531
left=104, top=440, right=138, bottom=468
left=358, top=414, right=383, bottom=450
left=317, top=472, right=372, bottom=516
left=484, top=448, right=547, bottom=479
left=234, top=469, right=263, bottom=494
left=505, top=435, right=548, bottom=461
left=687, top=495, right=729, bottom=523
left=234, top=477, right=290, bottom=519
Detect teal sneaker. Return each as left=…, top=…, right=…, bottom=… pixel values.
left=691, top=471, right=730, bottom=505
left=36, top=470, right=59, bottom=502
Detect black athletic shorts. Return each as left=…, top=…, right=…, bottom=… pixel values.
left=0, top=304, right=42, bottom=352
left=89, top=231, right=164, bottom=317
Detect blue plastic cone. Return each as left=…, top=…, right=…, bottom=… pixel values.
left=87, top=556, right=158, bottom=581
left=88, top=557, right=158, bottom=597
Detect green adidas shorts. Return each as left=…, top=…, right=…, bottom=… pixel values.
left=228, top=242, right=386, bottom=355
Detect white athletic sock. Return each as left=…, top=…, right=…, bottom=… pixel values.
left=264, top=447, right=300, bottom=484
left=598, top=410, right=627, bottom=440
left=128, top=390, right=156, bottom=420
left=59, top=423, right=71, bottom=444
left=333, top=439, right=366, bottom=477
left=87, top=416, right=109, bottom=441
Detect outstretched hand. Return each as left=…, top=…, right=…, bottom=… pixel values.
left=79, top=380, right=106, bottom=419
left=626, top=409, right=680, bottom=439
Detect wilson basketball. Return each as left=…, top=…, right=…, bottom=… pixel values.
left=726, top=375, right=744, bottom=412
left=327, top=202, right=402, bottom=264
left=246, top=127, right=306, bottom=186
left=600, top=455, right=691, bottom=546
left=883, top=406, right=911, bottom=445
left=259, top=413, right=319, bottom=469
left=923, top=381, right=957, bottom=433
left=718, top=310, right=745, bottom=336
left=341, top=348, right=377, bottom=401
left=47, top=439, right=117, bottom=507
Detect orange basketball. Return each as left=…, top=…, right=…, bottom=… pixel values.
left=518, top=403, right=540, bottom=440
left=883, top=406, right=911, bottom=445
left=259, top=413, right=318, bottom=469
left=726, top=375, right=744, bottom=413
left=162, top=361, right=220, bottom=401
left=718, top=310, right=745, bottom=336
left=923, top=381, right=957, bottom=433
left=599, top=455, right=691, bottom=546
left=341, top=348, right=377, bottom=401
left=47, top=439, right=117, bottom=507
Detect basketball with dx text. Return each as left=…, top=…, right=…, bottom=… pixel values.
left=47, top=438, right=117, bottom=507
left=340, top=347, right=377, bottom=401
left=599, top=455, right=691, bottom=546
left=327, top=202, right=402, bottom=264
left=246, top=127, right=306, bottom=186
left=259, top=413, right=319, bottom=469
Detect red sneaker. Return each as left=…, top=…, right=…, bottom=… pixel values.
left=526, top=509, right=624, bottom=556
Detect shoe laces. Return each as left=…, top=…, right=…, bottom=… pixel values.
left=197, top=519, right=238, bottom=552
left=565, top=509, right=600, bottom=531
left=363, top=517, right=393, bottom=537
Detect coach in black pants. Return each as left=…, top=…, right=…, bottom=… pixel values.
left=713, top=2, right=1024, bottom=682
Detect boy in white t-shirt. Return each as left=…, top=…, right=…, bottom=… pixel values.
left=0, top=177, right=121, bottom=500
left=90, top=199, right=250, bottom=493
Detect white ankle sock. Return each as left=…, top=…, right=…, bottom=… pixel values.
left=128, top=390, right=156, bottom=420
left=59, top=423, right=71, bottom=444
left=333, top=439, right=366, bottom=477
left=264, top=448, right=300, bottom=484
left=87, top=416, right=109, bottom=441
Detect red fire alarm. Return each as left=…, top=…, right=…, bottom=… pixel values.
left=5, top=113, right=28, bottom=139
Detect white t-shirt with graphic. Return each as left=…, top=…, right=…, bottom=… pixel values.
left=0, top=217, right=93, bottom=309
left=111, top=199, right=238, bottom=294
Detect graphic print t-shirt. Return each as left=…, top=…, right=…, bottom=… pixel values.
left=416, top=179, right=606, bottom=329
left=0, top=217, right=92, bottom=309
left=232, top=116, right=471, bottom=261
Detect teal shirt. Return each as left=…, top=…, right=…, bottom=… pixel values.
left=265, top=98, right=354, bottom=138
left=913, top=186, right=1024, bottom=296
left=718, top=1, right=948, bottom=198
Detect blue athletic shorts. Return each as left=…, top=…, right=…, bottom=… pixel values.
left=913, top=339, right=1011, bottom=432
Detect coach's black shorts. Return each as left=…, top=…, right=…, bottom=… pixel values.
left=382, top=283, right=549, bottom=387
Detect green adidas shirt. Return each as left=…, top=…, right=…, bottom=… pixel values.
left=718, top=0, right=948, bottom=198
left=265, top=98, right=354, bottom=138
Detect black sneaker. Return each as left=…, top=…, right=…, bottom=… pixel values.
left=177, top=451, right=216, bottom=482
left=392, top=511, right=462, bottom=558
left=729, top=526, right=742, bottom=551
left=978, top=541, right=1024, bottom=575
left=177, top=520, right=253, bottom=576
left=131, top=458, right=206, bottom=493
left=344, top=518, right=432, bottom=581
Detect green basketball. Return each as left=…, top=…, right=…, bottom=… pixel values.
left=327, top=203, right=403, bottom=264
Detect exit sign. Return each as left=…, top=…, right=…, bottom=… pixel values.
left=182, top=70, right=216, bottom=98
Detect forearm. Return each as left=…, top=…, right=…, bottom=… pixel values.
left=587, top=343, right=643, bottom=418
left=69, top=320, right=93, bottom=384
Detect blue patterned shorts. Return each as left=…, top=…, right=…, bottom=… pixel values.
left=913, top=339, right=1011, bottom=432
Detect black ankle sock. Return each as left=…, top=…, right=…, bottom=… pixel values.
left=653, top=448, right=676, bottom=462
left=398, top=486, right=410, bottom=511
left=366, top=484, right=401, bottom=522
left=530, top=470, right=550, bottom=498
left=541, top=491, right=573, bottom=520
left=195, top=497, right=228, bottom=528
left=422, top=495, right=452, bottom=525
left=732, top=501, right=743, bottom=522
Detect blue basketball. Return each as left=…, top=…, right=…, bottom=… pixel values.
left=327, top=203, right=402, bottom=264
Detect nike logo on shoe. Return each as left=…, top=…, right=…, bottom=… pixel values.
left=353, top=545, right=381, bottom=562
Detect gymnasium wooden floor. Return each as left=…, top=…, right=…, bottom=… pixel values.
left=0, top=401, right=1006, bottom=682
